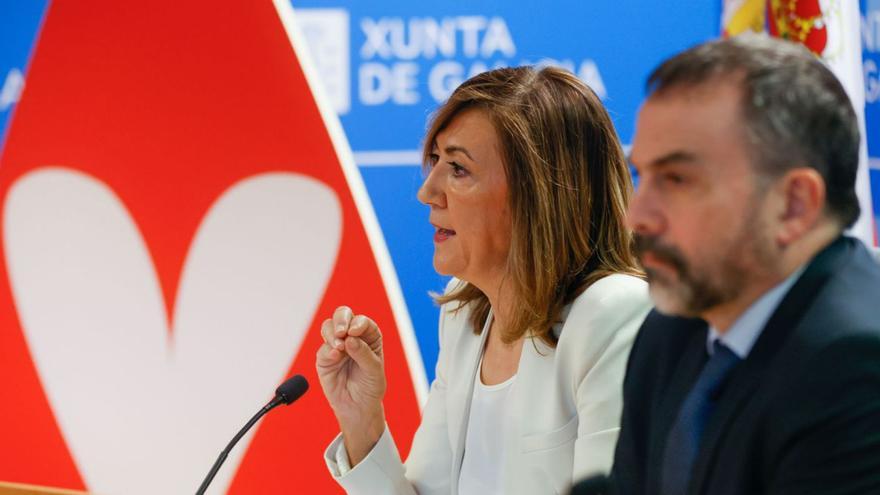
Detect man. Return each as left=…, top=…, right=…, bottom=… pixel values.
left=610, top=35, right=880, bottom=495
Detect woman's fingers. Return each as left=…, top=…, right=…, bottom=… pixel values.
left=321, top=307, right=384, bottom=364
left=321, top=318, right=344, bottom=350
left=320, top=319, right=333, bottom=344
left=327, top=307, right=381, bottom=351
left=348, top=315, right=383, bottom=356
left=344, top=336, right=382, bottom=374
left=316, top=342, right=344, bottom=367
left=347, top=315, right=371, bottom=336
left=332, top=306, right=354, bottom=337
left=348, top=315, right=380, bottom=343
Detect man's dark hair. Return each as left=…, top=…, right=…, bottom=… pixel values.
left=647, top=35, right=861, bottom=227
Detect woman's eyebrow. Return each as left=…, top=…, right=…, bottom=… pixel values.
left=444, top=145, right=474, bottom=161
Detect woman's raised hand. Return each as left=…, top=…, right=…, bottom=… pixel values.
left=316, top=306, right=387, bottom=466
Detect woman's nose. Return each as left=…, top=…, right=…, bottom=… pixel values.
left=417, top=166, right=444, bottom=207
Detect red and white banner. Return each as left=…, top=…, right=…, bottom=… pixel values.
left=0, top=1, right=423, bottom=493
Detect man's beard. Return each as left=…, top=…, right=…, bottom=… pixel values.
left=634, top=234, right=744, bottom=316
left=632, top=212, right=770, bottom=317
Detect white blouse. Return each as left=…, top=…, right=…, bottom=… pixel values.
left=458, top=359, right=517, bottom=495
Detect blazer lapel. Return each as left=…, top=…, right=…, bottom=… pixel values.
left=507, top=327, right=558, bottom=433
left=689, top=237, right=851, bottom=495
left=646, top=323, right=708, bottom=491
left=449, top=310, right=492, bottom=495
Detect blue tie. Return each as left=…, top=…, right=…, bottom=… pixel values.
left=660, top=341, right=741, bottom=495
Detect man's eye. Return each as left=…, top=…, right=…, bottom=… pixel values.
left=663, top=172, right=685, bottom=184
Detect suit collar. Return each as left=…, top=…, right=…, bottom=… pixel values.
left=689, top=236, right=851, bottom=494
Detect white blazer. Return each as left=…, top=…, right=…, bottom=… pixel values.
left=324, top=274, right=651, bottom=495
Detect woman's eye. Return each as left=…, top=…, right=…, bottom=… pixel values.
left=449, top=162, right=468, bottom=177
left=427, top=153, right=439, bottom=168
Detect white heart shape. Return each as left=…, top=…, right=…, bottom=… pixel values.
left=3, top=167, right=341, bottom=494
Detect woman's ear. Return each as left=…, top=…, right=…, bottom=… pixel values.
left=775, top=168, right=826, bottom=248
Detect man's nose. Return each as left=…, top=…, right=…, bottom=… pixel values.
left=627, top=182, right=664, bottom=237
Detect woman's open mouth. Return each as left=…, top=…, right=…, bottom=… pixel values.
left=434, top=228, right=456, bottom=242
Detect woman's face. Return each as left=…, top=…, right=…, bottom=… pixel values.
left=417, top=108, right=512, bottom=289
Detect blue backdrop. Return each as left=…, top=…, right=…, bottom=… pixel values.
left=864, top=0, right=880, bottom=239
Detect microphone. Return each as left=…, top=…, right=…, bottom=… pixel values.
left=196, top=375, right=309, bottom=495
left=570, top=474, right=610, bottom=495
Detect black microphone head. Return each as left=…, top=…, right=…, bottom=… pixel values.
left=275, top=375, right=309, bottom=405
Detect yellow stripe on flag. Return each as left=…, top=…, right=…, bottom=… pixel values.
left=722, top=0, right=766, bottom=37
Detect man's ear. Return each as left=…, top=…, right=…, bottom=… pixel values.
left=775, top=168, right=826, bottom=247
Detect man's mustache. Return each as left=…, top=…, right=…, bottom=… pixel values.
left=633, top=234, right=689, bottom=275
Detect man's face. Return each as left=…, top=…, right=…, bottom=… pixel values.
left=627, top=82, right=777, bottom=318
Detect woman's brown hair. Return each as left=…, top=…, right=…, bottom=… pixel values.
left=425, top=66, right=642, bottom=346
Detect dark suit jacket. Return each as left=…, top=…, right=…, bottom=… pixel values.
left=610, top=237, right=880, bottom=495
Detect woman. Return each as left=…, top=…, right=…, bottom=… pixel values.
left=316, top=66, right=651, bottom=495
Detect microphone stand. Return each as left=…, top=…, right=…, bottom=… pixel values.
left=195, top=375, right=307, bottom=495
left=195, top=397, right=283, bottom=495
